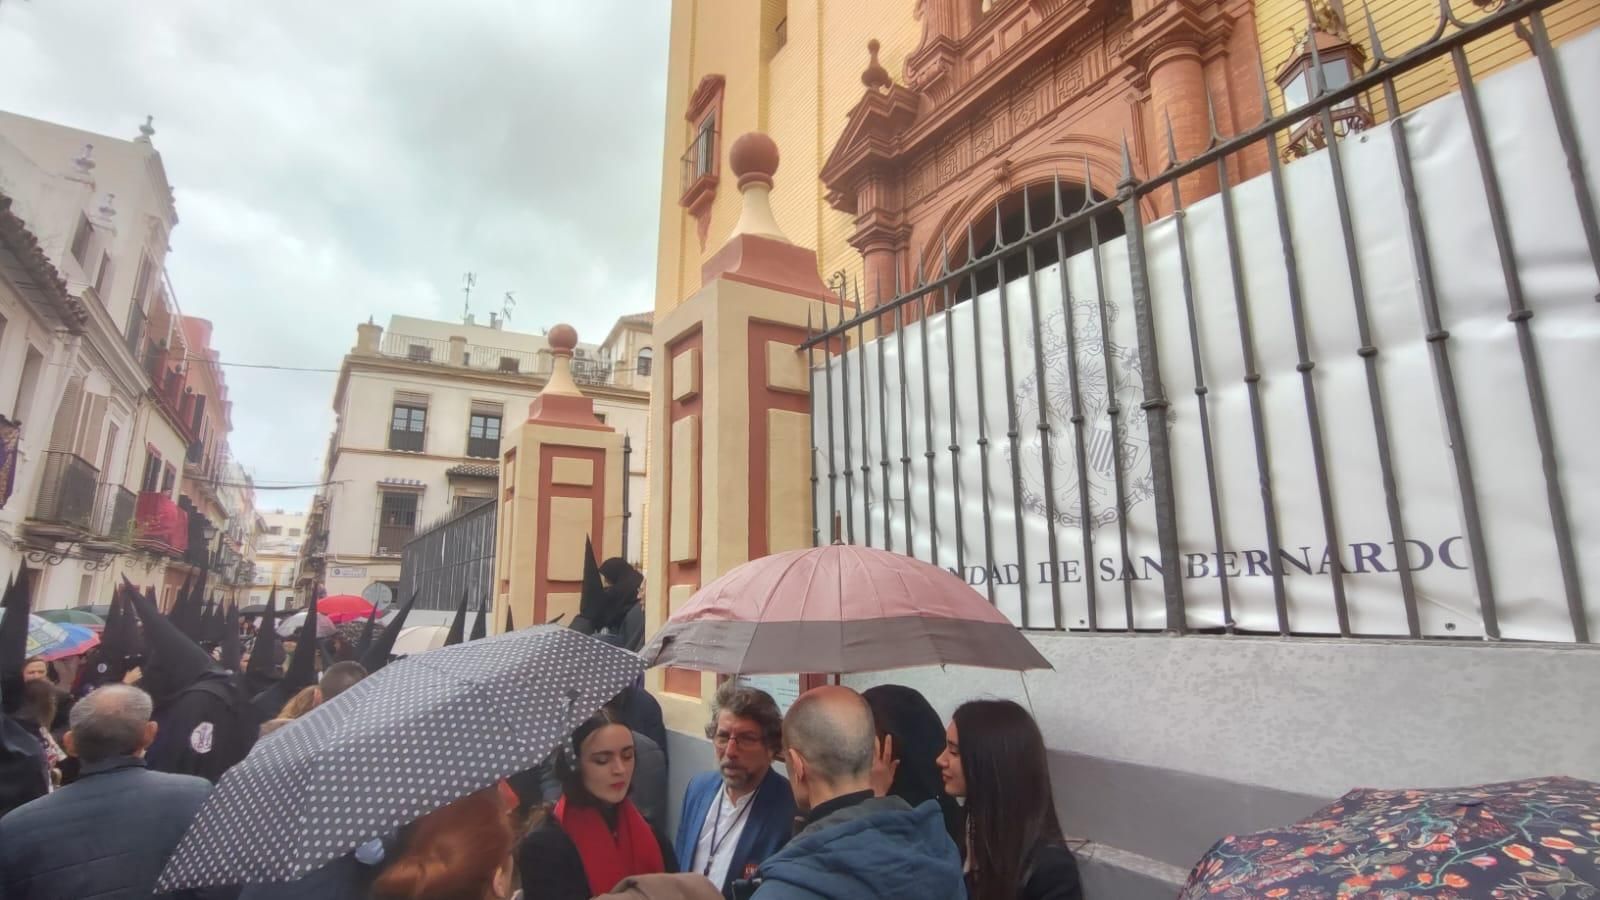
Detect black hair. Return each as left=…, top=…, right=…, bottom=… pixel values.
left=863, top=685, right=963, bottom=843
left=951, top=699, right=1064, bottom=900
left=553, top=705, right=632, bottom=807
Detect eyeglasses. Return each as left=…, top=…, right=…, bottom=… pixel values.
left=712, top=732, right=765, bottom=751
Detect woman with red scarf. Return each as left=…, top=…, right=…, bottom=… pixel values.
left=518, top=707, right=679, bottom=900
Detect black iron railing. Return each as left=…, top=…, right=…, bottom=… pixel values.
left=399, top=499, right=497, bottom=612
left=803, top=0, right=1598, bottom=643
left=31, top=452, right=99, bottom=532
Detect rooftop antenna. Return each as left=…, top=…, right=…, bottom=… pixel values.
left=461, top=271, right=477, bottom=323
left=502, top=291, right=516, bottom=323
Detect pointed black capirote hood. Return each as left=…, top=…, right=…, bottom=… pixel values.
left=245, top=587, right=280, bottom=678
left=219, top=601, right=242, bottom=672
left=210, top=594, right=230, bottom=645
left=503, top=602, right=514, bottom=634
left=361, top=591, right=414, bottom=673
left=354, top=599, right=380, bottom=660
left=129, top=579, right=220, bottom=705
left=114, top=577, right=146, bottom=660
left=188, top=562, right=212, bottom=640
left=443, top=592, right=468, bottom=647
left=1, top=575, right=31, bottom=715
left=469, top=601, right=487, bottom=642
left=197, top=596, right=217, bottom=644
left=281, top=590, right=319, bottom=693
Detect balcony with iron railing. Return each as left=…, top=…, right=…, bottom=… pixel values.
left=133, top=491, right=189, bottom=557
left=373, top=331, right=639, bottom=389
left=91, top=482, right=137, bottom=545
left=25, top=451, right=101, bottom=538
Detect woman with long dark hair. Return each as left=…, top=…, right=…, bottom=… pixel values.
left=516, top=707, right=677, bottom=900
left=937, top=700, right=1082, bottom=900
left=863, top=685, right=963, bottom=846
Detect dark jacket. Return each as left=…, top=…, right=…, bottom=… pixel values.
left=750, top=794, right=963, bottom=900
left=0, top=755, right=233, bottom=900
left=1012, top=841, right=1083, bottom=900
left=517, top=809, right=678, bottom=900
left=675, top=770, right=795, bottom=897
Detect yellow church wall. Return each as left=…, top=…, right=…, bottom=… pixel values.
left=1254, top=0, right=1600, bottom=125
left=656, top=0, right=922, bottom=316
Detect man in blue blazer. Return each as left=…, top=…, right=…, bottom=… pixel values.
left=676, top=683, right=797, bottom=898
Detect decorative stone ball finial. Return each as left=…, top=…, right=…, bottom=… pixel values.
left=729, top=132, right=779, bottom=191
left=862, top=39, right=892, bottom=91
left=547, top=323, right=578, bottom=357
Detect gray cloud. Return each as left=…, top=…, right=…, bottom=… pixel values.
left=0, top=0, right=669, bottom=512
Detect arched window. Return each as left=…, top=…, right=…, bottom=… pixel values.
left=945, top=181, right=1124, bottom=307
left=636, top=347, right=654, bottom=376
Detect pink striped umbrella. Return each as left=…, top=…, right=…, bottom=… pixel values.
left=641, top=544, right=1050, bottom=674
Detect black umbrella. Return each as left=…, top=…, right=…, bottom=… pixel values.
left=360, top=592, right=414, bottom=674
left=156, top=627, right=646, bottom=890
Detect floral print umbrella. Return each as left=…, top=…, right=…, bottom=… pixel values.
left=1180, top=777, right=1599, bottom=899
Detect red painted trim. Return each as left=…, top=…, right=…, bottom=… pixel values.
left=745, top=321, right=811, bottom=560
left=662, top=328, right=705, bottom=696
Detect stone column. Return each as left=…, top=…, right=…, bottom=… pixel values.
left=491, top=325, right=625, bottom=632
left=645, top=132, right=837, bottom=734
left=1147, top=39, right=1219, bottom=213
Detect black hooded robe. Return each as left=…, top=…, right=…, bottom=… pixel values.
left=145, top=673, right=260, bottom=783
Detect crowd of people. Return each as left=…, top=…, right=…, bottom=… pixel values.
left=0, top=558, right=1083, bottom=900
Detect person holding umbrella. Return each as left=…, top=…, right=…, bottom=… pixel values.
left=517, top=707, right=678, bottom=900
left=935, top=700, right=1081, bottom=900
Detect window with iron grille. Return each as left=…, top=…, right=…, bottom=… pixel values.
left=389, top=404, right=427, bottom=452
left=452, top=494, right=492, bottom=516
left=466, top=412, right=501, bottom=459
left=376, top=491, right=420, bottom=555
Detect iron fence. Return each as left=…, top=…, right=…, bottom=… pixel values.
left=399, top=498, right=496, bottom=612
left=802, top=0, right=1598, bottom=643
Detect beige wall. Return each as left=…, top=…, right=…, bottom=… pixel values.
left=655, top=0, right=923, bottom=314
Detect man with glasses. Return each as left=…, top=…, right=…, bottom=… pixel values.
left=675, top=683, right=796, bottom=899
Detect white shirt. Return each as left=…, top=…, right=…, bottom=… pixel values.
left=691, top=785, right=757, bottom=888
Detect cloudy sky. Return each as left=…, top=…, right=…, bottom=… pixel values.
left=0, top=0, right=670, bottom=513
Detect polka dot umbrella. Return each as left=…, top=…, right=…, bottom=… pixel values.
left=156, top=626, right=646, bottom=891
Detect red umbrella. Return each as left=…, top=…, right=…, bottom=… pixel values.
left=641, top=544, right=1051, bottom=674
left=314, top=594, right=376, bottom=625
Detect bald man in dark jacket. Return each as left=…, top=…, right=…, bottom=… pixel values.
left=0, top=684, right=237, bottom=900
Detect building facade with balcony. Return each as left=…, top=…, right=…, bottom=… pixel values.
left=0, top=111, right=254, bottom=611
left=302, top=313, right=652, bottom=601
left=252, top=508, right=306, bottom=607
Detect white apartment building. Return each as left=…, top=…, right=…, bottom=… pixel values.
left=250, top=508, right=306, bottom=607
left=301, top=313, right=653, bottom=601
left=0, top=111, right=250, bottom=611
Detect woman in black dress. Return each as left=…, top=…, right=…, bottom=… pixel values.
left=937, top=700, right=1083, bottom=900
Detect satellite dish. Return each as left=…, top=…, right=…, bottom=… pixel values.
left=361, top=582, right=394, bottom=609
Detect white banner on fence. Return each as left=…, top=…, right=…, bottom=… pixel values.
left=813, top=30, right=1600, bottom=641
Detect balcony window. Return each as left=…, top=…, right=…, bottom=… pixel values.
left=389, top=404, right=427, bottom=452
left=92, top=251, right=113, bottom=298
left=161, top=463, right=176, bottom=494
left=376, top=490, right=419, bottom=555
left=140, top=450, right=162, bottom=494
left=69, top=214, right=93, bottom=268
left=466, top=413, right=501, bottom=459
left=637, top=347, right=653, bottom=377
